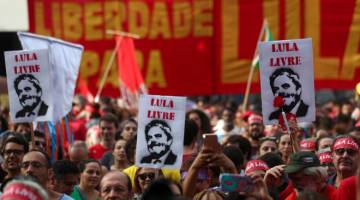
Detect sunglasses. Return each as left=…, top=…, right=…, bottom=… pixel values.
left=137, top=172, right=156, bottom=181
left=334, top=148, right=358, bottom=157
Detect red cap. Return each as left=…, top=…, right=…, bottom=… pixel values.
left=318, top=151, right=333, bottom=164
left=2, top=183, right=43, bottom=200
left=333, top=137, right=359, bottom=151
left=300, top=139, right=316, bottom=151
left=245, top=160, right=269, bottom=175
left=248, top=114, right=263, bottom=125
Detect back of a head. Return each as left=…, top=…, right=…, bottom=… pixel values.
left=224, top=135, right=251, bottom=160
left=142, top=178, right=177, bottom=200
left=258, top=152, right=284, bottom=168
left=184, top=120, right=199, bottom=146
left=222, top=146, right=244, bottom=169
left=52, top=160, right=80, bottom=178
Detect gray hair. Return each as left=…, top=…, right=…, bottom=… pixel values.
left=302, top=166, right=328, bottom=180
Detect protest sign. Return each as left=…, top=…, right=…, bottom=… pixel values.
left=259, top=38, right=315, bottom=125
left=135, top=94, right=186, bottom=169
left=4, top=49, right=53, bottom=123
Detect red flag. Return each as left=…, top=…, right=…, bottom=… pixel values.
left=116, top=36, right=146, bottom=108
left=116, top=36, right=146, bottom=93
left=76, top=77, right=94, bottom=103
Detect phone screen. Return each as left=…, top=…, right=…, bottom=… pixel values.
left=220, top=173, right=254, bottom=193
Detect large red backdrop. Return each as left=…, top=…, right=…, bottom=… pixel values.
left=28, top=0, right=360, bottom=97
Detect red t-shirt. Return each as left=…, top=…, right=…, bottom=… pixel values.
left=284, top=185, right=336, bottom=200
left=335, top=176, right=356, bottom=200
left=88, top=144, right=110, bottom=160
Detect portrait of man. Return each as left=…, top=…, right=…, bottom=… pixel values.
left=140, top=119, right=177, bottom=165
left=14, top=74, right=48, bottom=118
left=268, top=68, right=309, bottom=120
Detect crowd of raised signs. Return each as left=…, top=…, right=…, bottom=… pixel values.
left=0, top=95, right=359, bottom=200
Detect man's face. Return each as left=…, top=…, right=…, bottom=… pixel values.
left=100, top=174, right=131, bottom=200
left=222, top=110, right=234, bottom=124
left=21, top=151, right=48, bottom=186
left=146, top=126, right=172, bottom=156
left=333, top=147, right=359, bottom=175
left=273, top=74, right=300, bottom=110
left=289, top=170, right=322, bottom=193
left=248, top=122, right=264, bottom=140
left=100, top=121, right=117, bottom=143
left=30, top=136, right=46, bottom=151
left=17, top=80, right=41, bottom=109
left=3, top=142, right=25, bottom=172
left=53, top=174, right=79, bottom=195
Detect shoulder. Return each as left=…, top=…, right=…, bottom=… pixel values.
left=59, top=194, right=75, bottom=200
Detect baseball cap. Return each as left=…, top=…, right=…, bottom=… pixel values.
left=284, top=151, right=320, bottom=174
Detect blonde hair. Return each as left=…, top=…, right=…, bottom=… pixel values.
left=193, top=190, right=226, bottom=200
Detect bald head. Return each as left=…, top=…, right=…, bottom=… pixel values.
left=100, top=171, right=132, bottom=200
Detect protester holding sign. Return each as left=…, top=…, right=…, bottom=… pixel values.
left=4, top=49, right=52, bottom=123
left=135, top=95, right=186, bottom=169
left=259, top=38, right=315, bottom=126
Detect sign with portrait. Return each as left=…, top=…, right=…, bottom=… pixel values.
left=259, top=38, right=315, bottom=125
left=4, top=49, right=53, bottom=123
left=135, top=94, right=186, bottom=169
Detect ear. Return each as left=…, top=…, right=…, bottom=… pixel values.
left=47, top=169, right=55, bottom=184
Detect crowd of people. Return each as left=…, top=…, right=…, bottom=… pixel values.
left=0, top=94, right=359, bottom=200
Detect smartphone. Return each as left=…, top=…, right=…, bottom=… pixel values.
left=203, top=134, right=220, bottom=152
left=220, top=173, right=255, bottom=193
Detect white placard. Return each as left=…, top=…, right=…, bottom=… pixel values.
left=259, top=38, right=315, bottom=125
left=136, top=95, right=186, bottom=169
left=4, top=49, right=53, bottom=123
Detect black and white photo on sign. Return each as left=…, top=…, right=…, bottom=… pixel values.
left=259, top=38, right=315, bottom=125
left=135, top=95, right=186, bottom=169
left=4, top=49, right=53, bottom=123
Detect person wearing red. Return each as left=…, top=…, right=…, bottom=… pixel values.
left=284, top=151, right=336, bottom=200
left=328, top=135, right=360, bottom=187
left=88, top=113, right=118, bottom=160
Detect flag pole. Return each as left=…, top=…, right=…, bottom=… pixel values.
left=94, top=30, right=140, bottom=102
left=241, top=19, right=268, bottom=111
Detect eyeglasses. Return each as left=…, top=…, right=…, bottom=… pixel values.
left=125, top=127, right=137, bottom=132
left=21, top=161, right=46, bottom=169
left=137, top=172, right=156, bottom=181
left=334, top=148, right=358, bottom=157
left=4, top=149, right=24, bottom=156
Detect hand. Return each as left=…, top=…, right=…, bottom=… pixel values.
left=247, top=173, right=273, bottom=200
left=190, top=148, right=213, bottom=170
left=208, top=152, right=237, bottom=173
left=264, top=165, right=286, bottom=187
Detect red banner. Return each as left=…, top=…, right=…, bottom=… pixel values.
left=28, top=0, right=360, bottom=97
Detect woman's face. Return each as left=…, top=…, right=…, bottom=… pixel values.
left=113, top=140, right=127, bottom=161
left=81, top=162, right=102, bottom=188
left=189, top=113, right=202, bottom=130
left=259, top=140, right=277, bottom=156
left=278, top=135, right=292, bottom=157
left=121, top=122, right=137, bottom=141
left=137, top=168, right=157, bottom=192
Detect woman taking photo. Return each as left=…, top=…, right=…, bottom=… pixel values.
left=71, top=159, right=102, bottom=200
